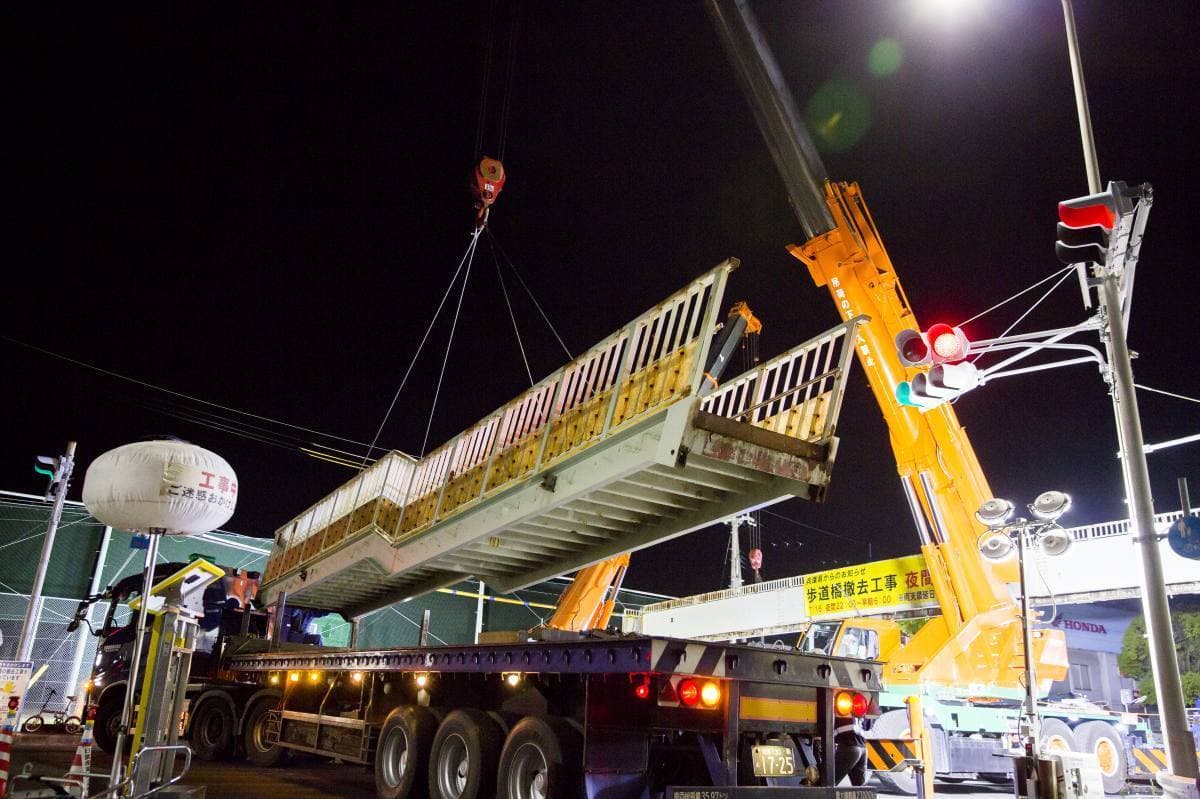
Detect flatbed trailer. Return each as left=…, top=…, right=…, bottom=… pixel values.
left=219, top=634, right=883, bottom=799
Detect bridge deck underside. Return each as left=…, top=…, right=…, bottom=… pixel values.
left=281, top=409, right=834, bottom=617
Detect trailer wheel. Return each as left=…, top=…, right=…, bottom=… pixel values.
left=243, top=697, right=288, bottom=767
left=376, top=706, right=437, bottom=799
left=1039, top=718, right=1076, bottom=754
left=429, top=709, right=503, bottom=799
left=93, top=694, right=124, bottom=755
left=1074, top=721, right=1127, bottom=794
left=868, top=709, right=917, bottom=795
left=189, top=697, right=236, bottom=760
left=497, top=716, right=582, bottom=799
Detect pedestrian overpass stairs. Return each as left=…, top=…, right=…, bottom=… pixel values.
left=260, top=260, right=865, bottom=618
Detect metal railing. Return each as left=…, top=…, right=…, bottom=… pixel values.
left=1065, top=507, right=1198, bottom=541
left=701, top=315, right=865, bottom=445
left=265, top=263, right=734, bottom=584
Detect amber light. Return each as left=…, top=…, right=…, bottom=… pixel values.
left=835, top=691, right=855, bottom=716
left=700, top=681, right=721, bottom=708
left=288, top=672, right=300, bottom=683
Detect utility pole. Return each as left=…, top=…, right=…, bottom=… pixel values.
left=1061, top=1, right=1199, bottom=781
left=16, top=441, right=77, bottom=663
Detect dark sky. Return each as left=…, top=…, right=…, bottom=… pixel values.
left=7, top=1, right=1197, bottom=598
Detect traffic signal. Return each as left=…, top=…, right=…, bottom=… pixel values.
left=895, top=324, right=970, bottom=367
left=34, top=454, right=68, bottom=500
left=1055, top=181, right=1140, bottom=266
left=896, top=362, right=983, bottom=411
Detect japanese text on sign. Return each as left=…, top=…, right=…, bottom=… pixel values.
left=803, top=555, right=932, bottom=617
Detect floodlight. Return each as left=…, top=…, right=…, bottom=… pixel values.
left=975, top=498, right=1015, bottom=528
left=1039, top=525, right=1072, bottom=557
left=978, top=530, right=1014, bottom=560
left=1030, top=491, right=1072, bottom=521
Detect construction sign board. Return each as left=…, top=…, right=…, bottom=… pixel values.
left=803, top=555, right=933, bottom=618
left=0, top=660, right=32, bottom=729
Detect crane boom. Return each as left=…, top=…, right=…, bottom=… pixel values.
left=707, top=0, right=1066, bottom=696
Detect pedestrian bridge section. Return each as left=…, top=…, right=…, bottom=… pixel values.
left=624, top=508, right=1200, bottom=641
left=261, top=261, right=866, bottom=617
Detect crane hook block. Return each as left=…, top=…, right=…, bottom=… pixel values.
left=471, top=157, right=506, bottom=224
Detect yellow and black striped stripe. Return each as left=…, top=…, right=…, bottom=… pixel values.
left=867, top=738, right=921, bottom=772
left=1132, top=747, right=1200, bottom=775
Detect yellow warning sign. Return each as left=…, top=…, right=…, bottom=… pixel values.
left=803, top=555, right=935, bottom=618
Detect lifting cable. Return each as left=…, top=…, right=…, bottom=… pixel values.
left=361, top=226, right=484, bottom=465
left=419, top=232, right=482, bottom=457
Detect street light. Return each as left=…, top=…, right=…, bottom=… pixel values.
left=976, top=490, right=1073, bottom=797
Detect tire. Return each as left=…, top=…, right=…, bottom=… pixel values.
left=376, top=706, right=438, bottom=799
left=63, top=715, right=83, bottom=735
left=1074, top=721, right=1127, bottom=794
left=868, top=709, right=917, bottom=795
left=1039, top=718, right=1076, bottom=754
left=93, top=694, right=124, bottom=754
left=189, top=698, right=237, bottom=761
left=21, top=714, right=44, bottom=733
left=242, top=697, right=288, bottom=767
left=497, top=716, right=583, bottom=799
left=428, top=709, right=504, bottom=799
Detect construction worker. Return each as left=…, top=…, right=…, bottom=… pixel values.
left=834, top=715, right=867, bottom=786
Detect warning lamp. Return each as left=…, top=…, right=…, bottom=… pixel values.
left=678, top=678, right=701, bottom=707
left=351, top=671, right=363, bottom=684
left=269, top=674, right=280, bottom=686
left=505, top=672, right=522, bottom=687
left=634, top=679, right=651, bottom=700
left=288, top=672, right=300, bottom=683
left=700, top=681, right=722, bottom=708
left=308, top=671, right=322, bottom=684
left=415, top=672, right=430, bottom=688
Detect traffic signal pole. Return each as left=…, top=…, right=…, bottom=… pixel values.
left=16, top=441, right=77, bottom=663
left=1062, top=1, right=1199, bottom=781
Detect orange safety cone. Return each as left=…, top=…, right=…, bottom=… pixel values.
left=62, top=707, right=95, bottom=798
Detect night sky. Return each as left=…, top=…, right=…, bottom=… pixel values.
left=7, top=1, right=1197, bottom=598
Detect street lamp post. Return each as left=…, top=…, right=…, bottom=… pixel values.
left=976, top=491, right=1075, bottom=799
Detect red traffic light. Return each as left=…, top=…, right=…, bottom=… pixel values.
left=926, top=324, right=969, bottom=364
left=1058, top=200, right=1115, bottom=231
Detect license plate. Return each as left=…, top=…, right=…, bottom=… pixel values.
left=751, top=744, right=796, bottom=777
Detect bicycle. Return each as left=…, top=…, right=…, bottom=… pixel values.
left=21, top=688, right=82, bottom=734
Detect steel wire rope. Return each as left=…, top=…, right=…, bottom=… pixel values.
left=968, top=266, right=1078, bottom=365
left=488, top=235, right=535, bottom=386
left=954, top=264, right=1076, bottom=329
left=496, top=2, right=522, bottom=162
left=1135, top=384, right=1200, bottom=404
left=419, top=231, right=482, bottom=457
left=362, top=226, right=483, bottom=465
left=473, top=0, right=497, bottom=161
left=485, top=228, right=574, bottom=360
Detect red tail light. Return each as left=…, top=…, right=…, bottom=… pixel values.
left=634, top=680, right=650, bottom=700
left=678, top=678, right=700, bottom=707
left=835, top=690, right=870, bottom=717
